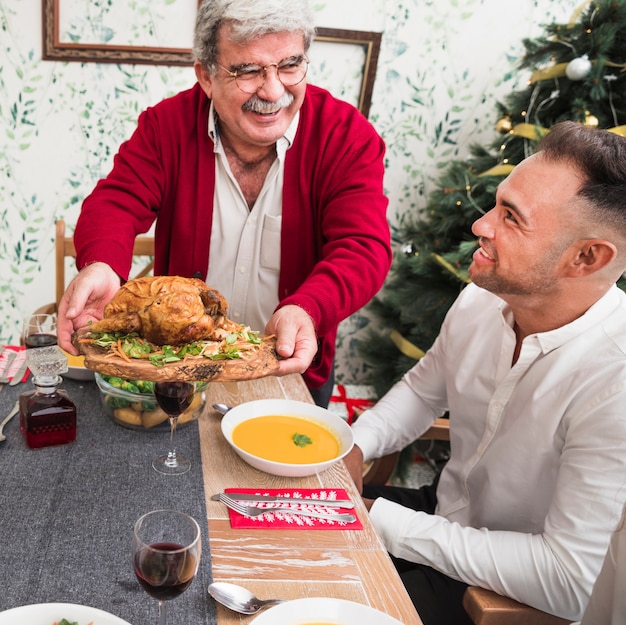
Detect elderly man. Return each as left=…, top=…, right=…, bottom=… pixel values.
left=344, top=122, right=626, bottom=624
left=57, top=0, right=391, bottom=407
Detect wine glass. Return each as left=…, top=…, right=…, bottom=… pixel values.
left=132, top=509, right=201, bottom=625
left=152, top=381, right=196, bottom=475
left=22, top=313, right=57, bottom=348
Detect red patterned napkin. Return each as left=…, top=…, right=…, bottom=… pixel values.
left=225, top=488, right=363, bottom=530
left=0, top=346, right=29, bottom=384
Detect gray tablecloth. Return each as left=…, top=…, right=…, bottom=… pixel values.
left=0, top=376, right=216, bottom=625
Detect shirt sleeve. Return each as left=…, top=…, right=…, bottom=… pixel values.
left=367, top=387, right=626, bottom=622
left=351, top=378, right=442, bottom=462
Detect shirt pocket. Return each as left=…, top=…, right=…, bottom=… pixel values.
left=260, top=214, right=282, bottom=272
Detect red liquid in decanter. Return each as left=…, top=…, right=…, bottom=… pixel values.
left=19, top=388, right=76, bottom=449
left=18, top=345, right=77, bottom=449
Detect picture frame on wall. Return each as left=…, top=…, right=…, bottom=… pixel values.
left=41, top=0, right=381, bottom=117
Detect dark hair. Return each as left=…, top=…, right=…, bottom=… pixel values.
left=537, top=121, right=626, bottom=236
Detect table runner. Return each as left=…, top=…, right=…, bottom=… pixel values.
left=0, top=377, right=216, bottom=625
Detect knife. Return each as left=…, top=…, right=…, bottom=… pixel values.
left=215, top=492, right=354, bottom=508
left=0, top=351, right=17, bottom=384
left=9, top=359, right=29, bottom=385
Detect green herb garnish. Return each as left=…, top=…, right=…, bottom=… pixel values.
left=209, top=347, right=242, bottom=360
left=89, top=327, right=264, bottom=366
left=292, top=433, right=313, bottom=447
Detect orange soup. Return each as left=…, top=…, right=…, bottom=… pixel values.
left=232, top=415, right=340, bottom=464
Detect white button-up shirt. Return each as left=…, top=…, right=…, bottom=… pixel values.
left=205, top=103, right=298, bottom=332
left=352, top=283, right=626, bottom=620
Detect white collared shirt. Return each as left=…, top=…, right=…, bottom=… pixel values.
left=352, top=283, right=626, bottom=620
left=205, top=102, right=298, bottom=332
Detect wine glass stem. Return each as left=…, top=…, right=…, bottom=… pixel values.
left=166, top=416, right=179, bottom=468
left=158, top=599, right=167, bottom=625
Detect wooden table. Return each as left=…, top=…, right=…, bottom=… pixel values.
left=199, top=373, right=423, bottom=625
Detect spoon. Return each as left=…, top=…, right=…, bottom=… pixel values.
left=212, top=403, right=231, bottom=415
left=208, top=581, right=286, bottom=614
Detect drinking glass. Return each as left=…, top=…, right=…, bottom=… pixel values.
left=22, top=313, right=57, bottom=348
left=152, top=381, right=196, bottom=475
left=132, top=509, right=201, bottom=625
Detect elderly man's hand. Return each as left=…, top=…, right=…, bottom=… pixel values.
left=266, top=305, right=318, bottom=376
left=57, top=262, right=121, bottom=354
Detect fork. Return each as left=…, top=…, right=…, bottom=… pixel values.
left=0, top=401, right=19, bottom=442
left=217, top=493, right=356, bottom=523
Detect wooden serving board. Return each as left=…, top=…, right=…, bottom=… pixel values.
left=71, top=326, right=281, bottom=382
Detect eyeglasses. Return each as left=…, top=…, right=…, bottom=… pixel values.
left=217, top=55, right=309, bottom=94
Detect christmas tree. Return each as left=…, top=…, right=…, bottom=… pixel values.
left=359, top=0, right=626, bottom=401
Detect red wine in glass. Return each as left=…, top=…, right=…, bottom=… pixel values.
left=152, top=381, right=196, bottom=475
left=23, top=313, right=57, bottom=349
left=24, top=333, right=57, bottom=348
left=154, top=382, right=194, bottom=416
left=132, top=510, right=201, bottom=625
left=134, top=542, right=197, bottom=601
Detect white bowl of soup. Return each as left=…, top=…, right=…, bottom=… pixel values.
left=221, top=399, right=354, bottom=477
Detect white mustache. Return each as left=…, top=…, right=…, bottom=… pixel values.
left=242, top=92, right=294, bottom=113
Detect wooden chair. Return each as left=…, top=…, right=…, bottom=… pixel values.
left=362, top=416, right=572, bottom=625
left=37, top=219, right=155, bottom=314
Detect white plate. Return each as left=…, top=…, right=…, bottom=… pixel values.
left=61, top=349, right=95, bottom=381
left=0, top=603, right=131, bottom=625
left=63, top=366, right=95, bottom=381
left=250, top=597, right=404, bottom=625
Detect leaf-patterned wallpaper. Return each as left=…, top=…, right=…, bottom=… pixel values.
left=0, top=0, right=579, bottom=383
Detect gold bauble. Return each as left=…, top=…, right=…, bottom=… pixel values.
left=496, top=116, right=513, bottom=134
left=584, top=112, right=599, bottom=127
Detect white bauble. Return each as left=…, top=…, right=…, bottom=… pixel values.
left=565, top=55, right=592, bottom=81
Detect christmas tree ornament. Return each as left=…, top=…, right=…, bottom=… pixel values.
left=565, top=55, right=592, bottom=80
left=496, top=116, right=513, bottom=134
left=401, top=242, right=418, bottom=257
left=584, top=111, right=599, bottom=127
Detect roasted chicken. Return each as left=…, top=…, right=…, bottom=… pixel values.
left=88, top=276, right=229, bottom=345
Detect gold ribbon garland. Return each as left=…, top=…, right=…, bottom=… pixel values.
left=432, top=253, right=471, bottom=284
left=479, top=163, right=515, bottom=177
left=530, top=59, right=626, bottom=84
left=608, top=125, right=626, bottom=137
left=390, top=329, right=425, bottom=360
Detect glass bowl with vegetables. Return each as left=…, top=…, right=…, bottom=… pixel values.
left=95, top=373, right=207, bottom=431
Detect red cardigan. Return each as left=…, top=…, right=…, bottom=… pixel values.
left=75, top=83, right=391, bottom=389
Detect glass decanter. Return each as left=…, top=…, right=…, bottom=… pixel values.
left=19, top=345, right=76, bottom=449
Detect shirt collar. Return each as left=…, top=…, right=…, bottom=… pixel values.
left=208, top=100, right=299, bottom=155
left=499, top=285, right=623, bottom=354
